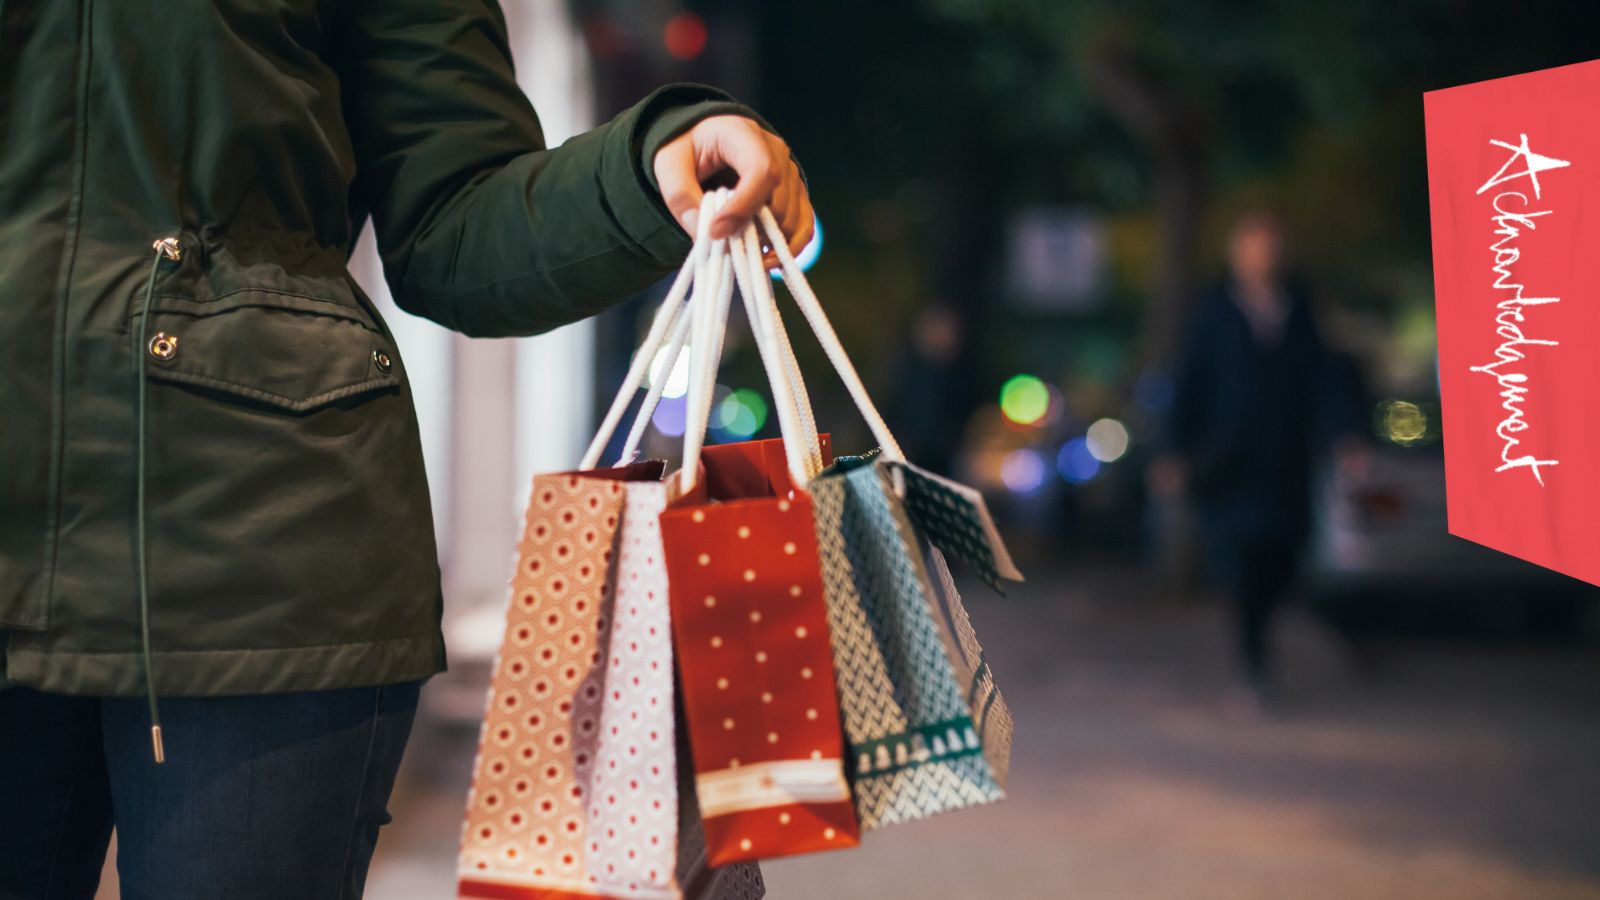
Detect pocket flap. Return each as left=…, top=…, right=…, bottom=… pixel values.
left=137, top=292, right=401, bottom=413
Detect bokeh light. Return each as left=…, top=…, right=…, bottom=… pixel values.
left=1057, top=438, right=1101, bottom=484
left=663, top=12, right=707, bottom=61
left=1000, top=448, right=1048, bottom=493
left=1086, top=418, right=1130, bottom=463
left=583, top=16, right=624, bottom=59
left=651, top=394, right=688, bottom=438
left=999, top=374, right=1051, bottom=426
left=1379, top=399, right=1428, bottom=445
left=795, top=215, right=823, bottom=272
left=716, top=388, right=769, bottom=439
left=772, top=214, right=824, bottom=279
left=647, top=343, right=692, bottom=399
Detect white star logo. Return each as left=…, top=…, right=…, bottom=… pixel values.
left=1476, top=133, right=1571, bottom=200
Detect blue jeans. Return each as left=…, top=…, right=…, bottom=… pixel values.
left=0, top=681, right=421, bottom=900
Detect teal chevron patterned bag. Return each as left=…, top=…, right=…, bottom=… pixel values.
left=809, top=454, right=1013, bottom=828
left=891, top=461, right=1023, bottom=594
left=736, top=208, right=1019, bottom=829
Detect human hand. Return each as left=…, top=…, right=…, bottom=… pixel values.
left=653, top=114, right=814, bottom=268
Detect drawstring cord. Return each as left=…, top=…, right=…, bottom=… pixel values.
left=135, top=238, right=177, bottom=764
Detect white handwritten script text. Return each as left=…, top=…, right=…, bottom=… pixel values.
left=1467, top=133, right=1571, bottom=485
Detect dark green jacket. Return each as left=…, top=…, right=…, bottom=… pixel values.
left=0, top=0, right=750, bottom=697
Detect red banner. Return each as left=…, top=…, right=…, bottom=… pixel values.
left=1426, top=59, right=1600, bottom=585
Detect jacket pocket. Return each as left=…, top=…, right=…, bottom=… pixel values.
left=135, top=289, right=401, bottom=413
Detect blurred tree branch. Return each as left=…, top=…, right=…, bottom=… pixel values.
left=747, top=0, right=1600, bottom=409
left=1076, top=28, right=1208, bottom=364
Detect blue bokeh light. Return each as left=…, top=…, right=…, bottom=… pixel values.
left=773, top=213, right=823, bottom=277
left=1057, top=438, right=1101, bottom=484
left=1000, top=448, right=1048, bottom=494
left=651, top=394, right=688, bottom=438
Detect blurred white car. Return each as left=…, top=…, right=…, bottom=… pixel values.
left=1306, top=442, right=1596, bottom=634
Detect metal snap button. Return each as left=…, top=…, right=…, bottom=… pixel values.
left=148, top=332, right=179, bottom=361
left=152, top=237, right=182, bottom=262
left=372, top=349, right=393, bottom=373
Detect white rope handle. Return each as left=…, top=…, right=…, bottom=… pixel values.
left=731, top=223, right=812, bottom=485
left=577, top=204, right=713, bottom=470
left=678, top=192, right=738, bottom=493
left=579, top=194, right=897, bottom=488
left=739, top=219, right=825, bottom=480
left=616, top=289, right=695, bottom=464
left=619, top=223, right=733, bottom=467
left=758, top=208, right=905, bottom=462
left=727, top=219, right=823, bottom=488
left=676, top=190, right=832, bottom=493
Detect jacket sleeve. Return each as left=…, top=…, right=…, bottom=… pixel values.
left=333, top=0, right=757, bottom=337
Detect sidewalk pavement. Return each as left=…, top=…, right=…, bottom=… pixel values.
left=366, top=564, right=1600, bottom=900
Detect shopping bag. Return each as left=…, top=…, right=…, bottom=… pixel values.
left=895, top=463, right=1023, bottom=594
left=750, top=209, right=1018, bottom=829
left=658, top=212, right=859, bottom=866
left=921, top=537, right=1013, bottom=793
left=660, top=459, right=859, bottom=865
left=458, top=464, right=680, bottom=899
left=809, top=454, right=1012, bottom=828
left=1425, top=59, right=1600, bottom=586
left=459, top=239, right=761, bottom=899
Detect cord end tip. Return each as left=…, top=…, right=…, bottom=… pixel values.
left=151, top=725, right=166, bottom=765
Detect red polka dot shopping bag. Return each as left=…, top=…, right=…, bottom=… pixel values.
left=457, top=228, right=763, bottom=899
left=660, top=437, right=862, bottom=866
left=656, top=199, right=861, bottom=867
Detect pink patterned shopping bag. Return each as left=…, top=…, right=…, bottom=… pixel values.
left=459, top=463, right=758, bottom=899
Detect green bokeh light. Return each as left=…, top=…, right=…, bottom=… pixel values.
left=999, top=374, right=1050, bottom=426
left=717, top=388, right=769, bottom=438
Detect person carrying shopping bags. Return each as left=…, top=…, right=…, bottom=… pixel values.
left=0, top=2, right=812, bottom=897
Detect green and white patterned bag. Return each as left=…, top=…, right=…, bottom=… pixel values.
left=809, top=456, right=1012, bottom=827
left=745, top=212, right=1018, bottom=830
left=892, top=461, right=1023, bottom=594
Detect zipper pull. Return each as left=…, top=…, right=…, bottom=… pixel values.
left=152, top=236, right=182, bottom=262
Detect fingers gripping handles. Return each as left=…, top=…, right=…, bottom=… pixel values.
left=580, top=188, right=904, bottom=492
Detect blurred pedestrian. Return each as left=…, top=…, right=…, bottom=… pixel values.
left=1154, top=211, right=1366, bottom=711
left=0, top=3, right=810, bottom=898
left=888, top=305, right=973, bottom=475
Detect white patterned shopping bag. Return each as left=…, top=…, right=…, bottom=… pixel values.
left=458, top=237, right=762, bottom=899
left=457, top=465, right=682, bottom=899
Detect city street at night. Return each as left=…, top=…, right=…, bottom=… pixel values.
left=18, top=5, right=1600, bottom=897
